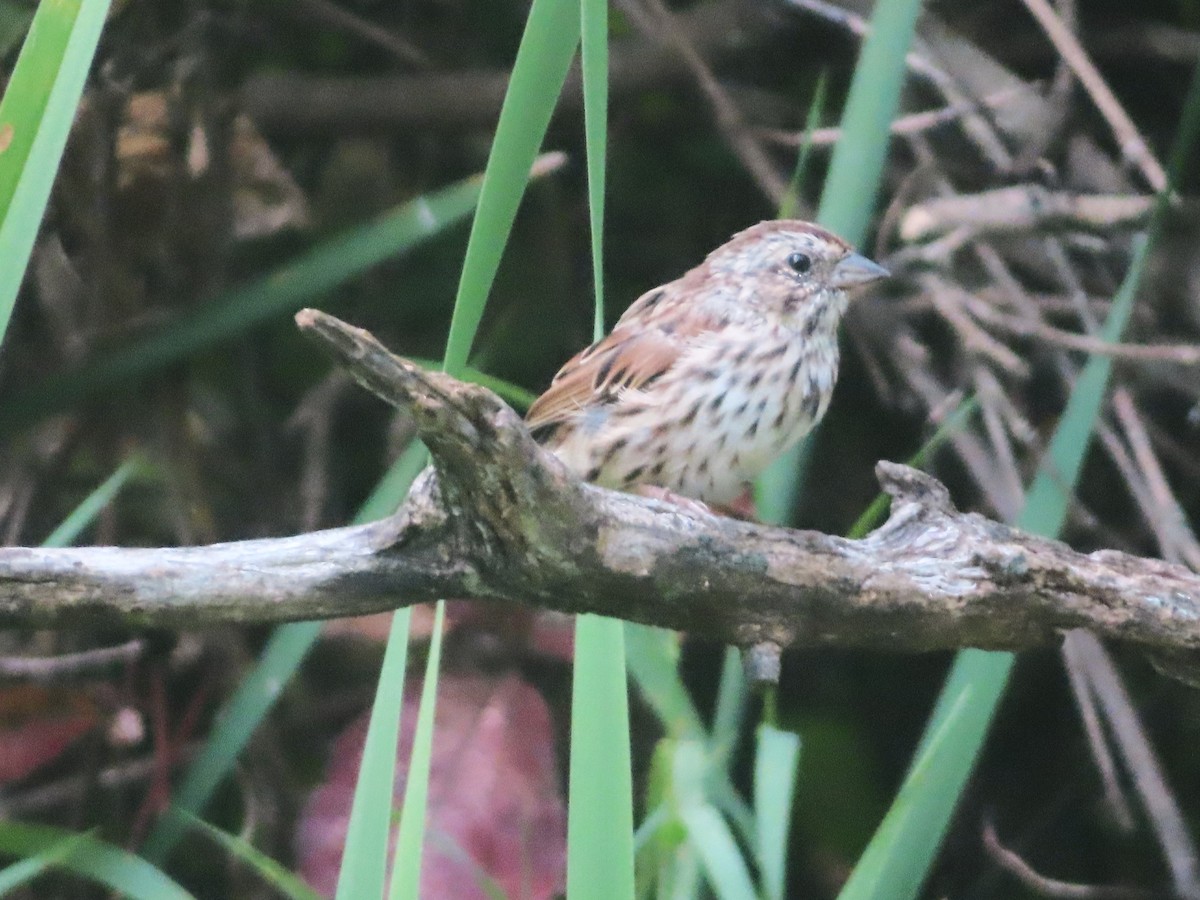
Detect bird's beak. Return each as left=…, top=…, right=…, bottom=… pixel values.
left=831, top=252, right=889, bottom=290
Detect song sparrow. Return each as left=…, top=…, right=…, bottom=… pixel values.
left=526, top=220, right=888, bottom=507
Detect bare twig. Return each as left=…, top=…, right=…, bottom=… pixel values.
left=783, top=0, right=1018, bottom=171
left=621, top=0, right=787, bottom=203
left=899, top=188, right=1156, bottom=242
left=973, top=367, right=1028, bottom=506
left=1018, top=0, right=1168, bottom=191
left=1063, top=632, right=1200, bottom=899
left=963, top=298, right=1200, bottom=366
left=1087, top=22, right=1200, bottom=67
left=0, top=639, right=146, bottom=680
left=893, top=343, right=1023, bottom=520
left=982, top=818, right=1162, bottom=899
left=1111, top=389, right=1200, bottom=570
left=758, top=88, right=1027, bottom=148
left=922, top=274, right=1031, bottom=376
left=1061, top=636, right=1138, bottom=833
left=0, top=744, right=198, bottom=818
left=287, top=371, right=354, bottom=532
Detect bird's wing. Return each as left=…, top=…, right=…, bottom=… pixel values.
left=525, top=326, right=681, bottom=439
left=525, top=286, right=724, bottom=440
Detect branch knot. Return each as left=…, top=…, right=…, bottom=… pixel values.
left=875, top=461, right=956, bottom=514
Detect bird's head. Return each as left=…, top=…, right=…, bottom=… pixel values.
left=702, top=219, right=889, bottom=332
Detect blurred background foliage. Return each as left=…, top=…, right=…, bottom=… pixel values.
left=2, top=0, right=1200, bottom=897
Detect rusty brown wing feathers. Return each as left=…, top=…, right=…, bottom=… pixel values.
left=525, top=284, right=723, bottom=440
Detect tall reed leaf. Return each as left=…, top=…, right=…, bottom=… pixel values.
left=42, top=456, right=145, bottom=548
left=368, top=0, right=581, bottom=895
left=755, top=725, right=801, bottom=900
left=581, top=0, right=607, bottom=338
left=0, top=831, right=89, bottom=895
left=672, top=741, right=756, bottom=900
left=845, top=396, right=978, bottom=540
left=838, top=50, right=1200, bottom=900
left=173, top=811, right=322, bottom=900
left=334, top=606, right=413, bottom=900
left=0, top=0, right=109, bottom=338
left=0, top=822, right=191, bottom=899
left=815, top=0, right=922, bottom=244
left=570, top=0, right=636, bottom=897
left=440, top=0, right=579, bottom=377
left=387, top=602, right=444, bottom=899
left=754, top=71, right=833, bottom=530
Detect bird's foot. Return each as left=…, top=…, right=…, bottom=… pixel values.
left=634, top=485, right=715, bottom=518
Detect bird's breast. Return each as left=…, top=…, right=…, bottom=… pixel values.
left=549, top=327, right=841, bottom=505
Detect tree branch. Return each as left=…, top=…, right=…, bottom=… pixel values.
left=2, top=311, right=1199, bottom=678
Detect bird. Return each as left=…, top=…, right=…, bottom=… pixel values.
left=525, top=220, right=888, bottom=511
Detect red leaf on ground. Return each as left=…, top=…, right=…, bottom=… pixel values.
left=296, top=672, right=565, bottom=899
left=0, top=685, right=99, bottom=783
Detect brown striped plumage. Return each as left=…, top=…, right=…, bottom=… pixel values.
left=527, top=220, right=887, bottom=506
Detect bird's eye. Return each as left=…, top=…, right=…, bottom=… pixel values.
left=787, top=252, right=812, bottom=275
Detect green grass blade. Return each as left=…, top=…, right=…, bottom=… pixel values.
left=0, top=821, right=193, bottom=899
left=673, top=741, right=757, bottom=900
left=171, top=810, right=322, bottom=900
left=1017, top=237, right=1152, bottom=535
left=0, top=830, right=88, bottom=894
left=581, top=0, right=607, bottom=339
left=838, top=49, right=1200, bottom=900
left=440, top=0, right=579, bottom=377
left=624, top=623, right=705, bottom=740
left=424, top=832, right=510, bottom=900
left=755, top=725, right=801, bottom=900
left=573, top=13, right=630, bottom=866
left=336, top=607, right=413, bottom=900
left=401, top=362, right=537, bottom=410
left=355, top=0, right=583, bottom=893
left=0, top=0, right=110, bottom=339
left=815, top=0, right=923, bottom=244
left=143, top=441, right=429, bottom=861
left=387, top=601, right=445, bottom=899
left=754, top=439, right=814, bottom=527
left=681, top=804, right=757, bottom=900
left=710, top=777, right=758, bottom=859
left=754, top=73, right=827, bottom=521
left=785, top=0, right=908, bottom=544
left=357, top=441, right=431, bottom=523
left=778, top=71, right=829, bottom=220
left=835, top=684, right=975, bottom=898
left=0, top=175, right=488, bottom=434
left=711, top=646, right=748, bottom=763
left=635, top=742, right=691, bottom=900
left=569, top=615, right=636, bottom=898
left=757, top=0, right=918, bottom=523
left=41, top=455, right=147, bottom=548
